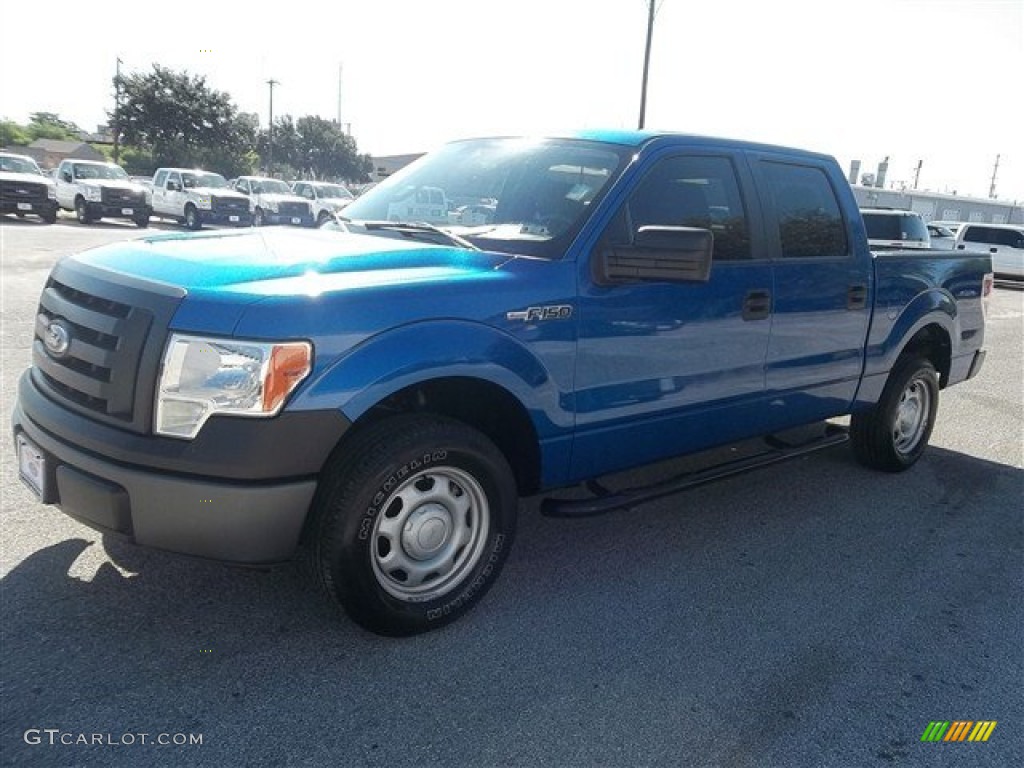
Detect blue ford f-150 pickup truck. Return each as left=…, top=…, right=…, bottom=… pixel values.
left=12, top=132, right=991, bottom=635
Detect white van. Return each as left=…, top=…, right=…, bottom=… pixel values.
left=954, top=223, right=1024, bottom=280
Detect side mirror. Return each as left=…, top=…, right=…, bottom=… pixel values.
left=167, top=181, right=181, bottom=191
left=595, top=226, right=714, bottom=284
left=61, top=171, right=72, bottom=183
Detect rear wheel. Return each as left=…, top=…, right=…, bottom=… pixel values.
left=307, top=414, right=517, bottom=636
left=851, top=355, right=939, bottom=472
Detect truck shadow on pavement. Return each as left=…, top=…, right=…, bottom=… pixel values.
left=2, top=445, right=1021, bottom=766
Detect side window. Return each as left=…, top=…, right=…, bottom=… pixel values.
left=608, top=155, right=752, bottom=260
left=154, top=170, right=168, bottom=188
left=762, top=162, right=848, bottom=258
left=167, top=172, right=181, bottom=190
left=963, top=226, right=990, bottom=244
left=994, top=229, right=1022, bottom=248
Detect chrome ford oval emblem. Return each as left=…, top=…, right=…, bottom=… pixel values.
left=43, top=320, right=71, bottom=358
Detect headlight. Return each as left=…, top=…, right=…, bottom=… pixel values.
left=155, top=334, right=313, bottom=439
left=83, top=186, right=102, bottom=202
left=195, top=195, right=212, bottom=210
left=47, top=186, right=57, bottom=200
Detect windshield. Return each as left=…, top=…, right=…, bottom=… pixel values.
left=342, top=138, right=628, bottom=258
left=313, top=183, right=354, bottom=199
left=253, top=179, right=293, bottom=195
left=73, top=163, right=129, bottom=181
left=182, top=172, right=228, bottom=189
left=0, top=155, right=44, bottom=175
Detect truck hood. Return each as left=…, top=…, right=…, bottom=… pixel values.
left=257, top=193, right=307, bottom=206
left=0, top=170, right=54, bottom=188
left=77, top=179, right=147, bottom=193
left=70, top=227, right=512, bottom=295
left=193, top=186, right=247, bottom=199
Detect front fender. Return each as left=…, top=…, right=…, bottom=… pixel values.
left=290, top=319, right=573, bottom=438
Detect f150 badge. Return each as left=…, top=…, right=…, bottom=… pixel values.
left=506, top=305, right=574, bottom=322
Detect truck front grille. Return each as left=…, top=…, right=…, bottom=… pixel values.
left=277, top=201, right=309, bottom=218
left=1, top=180, right=47, bottom=203
left=212, top=195, right=249, bottom=214
left=101, top=187, right=144, bottom=206
left=31, top=262, right=183, bottom=434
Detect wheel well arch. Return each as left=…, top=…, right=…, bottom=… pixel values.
left=899, top=324, right=951, bottom=387
left=352, top=376, right=542, bottom=495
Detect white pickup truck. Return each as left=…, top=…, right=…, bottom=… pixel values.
left=150, top=168, right=252, bottom=229
left=291, top=180, right=355, bottom=226
left=231, top=176, right=314, bottom=227
left=56, top=159, right=151, bottom=227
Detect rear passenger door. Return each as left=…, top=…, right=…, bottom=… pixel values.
left=751, top=155, right=872, bottom=418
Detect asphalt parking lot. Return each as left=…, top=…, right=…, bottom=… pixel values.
left=1, top=217, right=1022, bottom=767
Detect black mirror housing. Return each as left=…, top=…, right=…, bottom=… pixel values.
left=595, top=226, right=714, bottom=284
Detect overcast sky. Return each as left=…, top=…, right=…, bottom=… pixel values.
left=2, top=0, right=1021, bottom=200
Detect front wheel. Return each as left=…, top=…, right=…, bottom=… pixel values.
left=253, top=207, right=265, bottom=227
left=851, top=355, right=939, bottom=472
left=307, top=414, right=517, bottom=636
left=75, top=197, right=93, bottom=224
left=184, top=205, right=201, bottom=230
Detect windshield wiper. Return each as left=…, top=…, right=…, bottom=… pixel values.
left=359, top=221, right=480, bottom=251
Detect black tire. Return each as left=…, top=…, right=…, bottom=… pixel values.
left=307, top=414, right=517, bottom=636
left=43, top=210, right=57, bottom=224
left=850, top=355, right=939, bottom=472
left=75, top=197, right=93, bottom=225
left=253, top=207, right=265, bottom=227
left=184, top=205, right=201, bottom=230
left=317, top=210, right=331, bottom=227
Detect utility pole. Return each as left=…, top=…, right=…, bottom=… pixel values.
left=267, top=78, right=279, bottom=174
left=113, top=58, right=123, bottom=165
left=989, top=154, right=1000, bottom=199
left=912, top=159, right=922, bottom=190
left=337, top=63, right=343, bottom=127
left=637, top=0, right=656, bottom=129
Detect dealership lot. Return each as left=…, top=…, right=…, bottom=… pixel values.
left=1, top=219, right=1021, bottom=767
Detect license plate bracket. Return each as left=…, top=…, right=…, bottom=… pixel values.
left=17, top=433, right=46, bottom=500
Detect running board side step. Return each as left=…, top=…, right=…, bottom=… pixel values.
left=541, top=425, right=849, bottom=518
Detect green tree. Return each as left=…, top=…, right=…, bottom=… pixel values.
left=0, top=120, right=30, bottom=146
left=115, top=64, right=256, bottom=177
left=27, top=113, right=82, bottom=141
left=259, top=115, right=373, bottom=182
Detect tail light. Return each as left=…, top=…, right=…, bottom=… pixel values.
left=982, top=272, right=994, bottom=319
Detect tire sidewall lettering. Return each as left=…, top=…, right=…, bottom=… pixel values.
left=357, top=449, right=449, bottom=541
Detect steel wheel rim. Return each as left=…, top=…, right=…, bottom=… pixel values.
left=893, top=377, right=930, bottom=455
left=370, top=466, right=490, bottom=602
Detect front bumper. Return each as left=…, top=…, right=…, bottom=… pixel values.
left=201, top=209, right=252, bottom=227
left=86, top=202, right=152, bottom=220
left=2, top=199, right=57, bottom=218
left=13, top=371, right=350, bottom=564
left=263, top=212, right=315, bottom=227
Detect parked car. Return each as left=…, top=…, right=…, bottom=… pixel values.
left=55, top=159, right=151, bottom=227
left=150, top=168, right=251, bottom=229
left=13, top=131, right=991, bottom=636
left=860, top=208, right=931, bottom=249
left=291, top=181, right=355, bottom=226
left=954, top=223, right=1024, bottom=280
left=0, top=152, right=58, bottom=223
left=926, top=222, right=957, bottom=249
left=231, top=176, right=313, bottom=227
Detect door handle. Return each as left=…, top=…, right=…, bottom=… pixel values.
left=742, top=289, right=771, bottom=321
left=847, top=284, right=868, bottom=310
